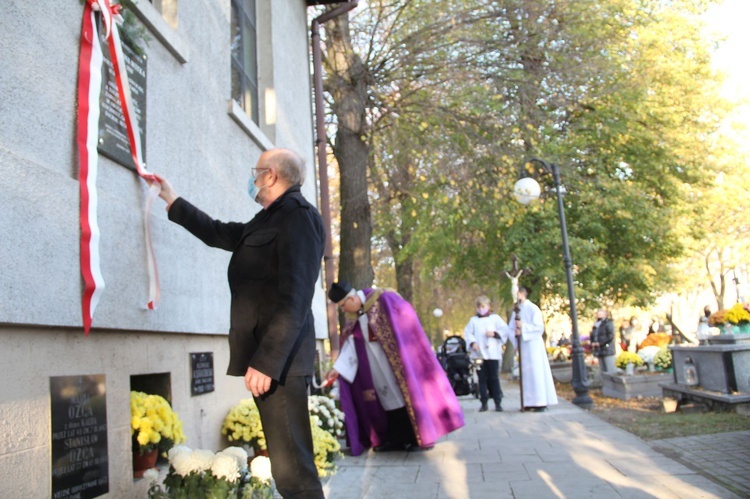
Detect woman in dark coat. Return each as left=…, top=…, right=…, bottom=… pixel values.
left=591, top=308, right=616, bottom=373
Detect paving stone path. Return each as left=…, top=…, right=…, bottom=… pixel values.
left=323, top=383, right=740, bottom=498
left=650, top=430, right=750, bottom=498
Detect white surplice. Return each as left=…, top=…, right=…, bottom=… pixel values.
left=332, top=292, right=405, bottom=411
left=508, top=300, right=558, bottom=407
left=463, top=314, right=509, bottom=360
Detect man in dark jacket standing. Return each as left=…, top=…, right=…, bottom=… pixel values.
left=153, top=148, right=325, bottom=498
left=591, top=308, right=616, bottom=374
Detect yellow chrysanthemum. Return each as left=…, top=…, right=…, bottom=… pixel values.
left=310, top=416, right=341, bottom=477
left=725, top=303, right=750, bottom=325
left=137, top=430, right=151, bottom=446
left=615, top=351, right=644, bottom=369
left=222, top=399, right=266, bottom=450
left=130, top=391, right=186, bottom=452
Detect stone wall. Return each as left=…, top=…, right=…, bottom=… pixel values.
left=0, top=1, right=325, bottom=496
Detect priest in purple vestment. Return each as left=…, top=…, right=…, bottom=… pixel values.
left=325, top=281, right=465, bottom=456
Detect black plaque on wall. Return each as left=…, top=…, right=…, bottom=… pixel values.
left=190, top=352, right=215, bottom=395
left=50, top=375, right=108, bottom=499
left=97, top=31, right=147, bottom=171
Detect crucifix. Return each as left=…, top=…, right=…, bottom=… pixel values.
left=503, top=254, right=531, bottom=303
left=504, top=254, right=531, bottom=411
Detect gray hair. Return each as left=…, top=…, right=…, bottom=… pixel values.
left=269, top=148, right=306, bottom=186
left=475, top=295, right=491, bottom=307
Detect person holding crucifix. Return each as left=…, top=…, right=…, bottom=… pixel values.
left=508, top=285, right=558, bottom=412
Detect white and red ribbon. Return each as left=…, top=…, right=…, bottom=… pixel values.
left=77, top=0, right=161, bottom=334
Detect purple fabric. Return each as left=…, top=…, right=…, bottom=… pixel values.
left=338, top=327, right=388, bottom=456
left=339, top=290, right=465, bottom=456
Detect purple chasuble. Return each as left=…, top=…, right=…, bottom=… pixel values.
left=339, top=289, right=465, bottom=456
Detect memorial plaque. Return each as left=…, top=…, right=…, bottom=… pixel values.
left=97, top=30, right=147, bottom=171
left=50, top=375, right=108, bottom=499
left=191, top=352, right=215, bottom=395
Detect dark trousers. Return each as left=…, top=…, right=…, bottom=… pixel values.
left=477, top=359, right=503, bottom=404
left=255, top=376, right=324, bottom=499
left=385, top=407, right=417, bottom=446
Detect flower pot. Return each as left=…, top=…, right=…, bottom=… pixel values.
left=133, top=448, right=158, bottom=478
left=625, top=363, right=635, bottom=376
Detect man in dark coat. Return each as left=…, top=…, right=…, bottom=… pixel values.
left=153, top=148, right=325, bottom=498
left=591, top=308, right=616, bottom=374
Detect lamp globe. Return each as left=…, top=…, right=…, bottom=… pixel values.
left=513, top=177, right=541, bottom=205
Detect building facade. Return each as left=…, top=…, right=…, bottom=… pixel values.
left=0, top=1, right=328, bottom=496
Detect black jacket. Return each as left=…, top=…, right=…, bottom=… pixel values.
left=591, top=319, right=615, bottom=357
left=168, top=186, right=325, bottom=380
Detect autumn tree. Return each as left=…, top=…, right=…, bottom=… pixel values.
left=317, top=0, right=731, bottom=324
left=410, top=0, right=729, bottom=316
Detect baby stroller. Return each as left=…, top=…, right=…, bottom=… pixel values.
left=439, top=335, right=478, bottom=397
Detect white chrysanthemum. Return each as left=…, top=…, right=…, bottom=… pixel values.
left=638, top=346, right=661, bottom=364
left=250, top=456, right=273, bottom=483
left=211, top=453, right=241, bottom=483
left=167, top=444, right=192, bottom=463
left=189, top=449, right=216, bottom=471
left=171, top=451, right=195, bottom=477
left=143, top=468, right=160, bottom=483
left=219, top=446, right=249, bottom=472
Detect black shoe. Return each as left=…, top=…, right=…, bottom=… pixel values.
left=525, top=406, right=547, bottom=413
left=495, top=403, right=503, bottom=412
left=404, top=443, right=433, bottom=452
left=373, top=441, right=404, bottom=452
left=479, top=403, right=488, bottom=412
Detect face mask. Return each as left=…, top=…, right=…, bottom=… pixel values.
left=247, top=171, right=269, bottom=204
left=477, top=306, right=490, bottom=316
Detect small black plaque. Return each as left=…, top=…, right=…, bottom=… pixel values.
left=50, top=375, right=108, bottom=499
left=97, top=30, right=147, bottom=171
left=190, top=352, right=215, bottom=396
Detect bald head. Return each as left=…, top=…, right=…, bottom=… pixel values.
left=252, top=148, right=306, bottom=209
left=261, top=148, right=305, bottom=187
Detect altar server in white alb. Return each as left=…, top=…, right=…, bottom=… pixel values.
left=464, top=295, right=509, bottom=412
left=508, top=285, right=558, bottom=412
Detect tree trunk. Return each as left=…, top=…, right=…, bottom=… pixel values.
left=394, top=250, right=414, bottom=303
left=706, top=250, right=726, bottom=311
left=324, top=14, right=374, bottom=290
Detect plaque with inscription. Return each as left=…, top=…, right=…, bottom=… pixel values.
left=190, top=352, right=215, bottom=396
left=50, top=375, right=108, bottom=499
left=97, top=30, right=147, bottom=171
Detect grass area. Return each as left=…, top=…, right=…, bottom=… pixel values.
left=555, top=381, right=750, bottom=440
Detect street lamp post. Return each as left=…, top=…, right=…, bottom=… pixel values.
left=433, top=307, right=444, bottom=342
left=513, top=157, right=593, bottom=409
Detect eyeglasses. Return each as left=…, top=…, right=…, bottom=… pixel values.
left=251, top=167, right=271, bottom=177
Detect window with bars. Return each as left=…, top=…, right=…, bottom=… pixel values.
left=231, top=0, right=259, bottom=124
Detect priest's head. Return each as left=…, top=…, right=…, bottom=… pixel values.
left=518, top=285, right=531, bottom=302
left=328, top=280, right=361, bottom=313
